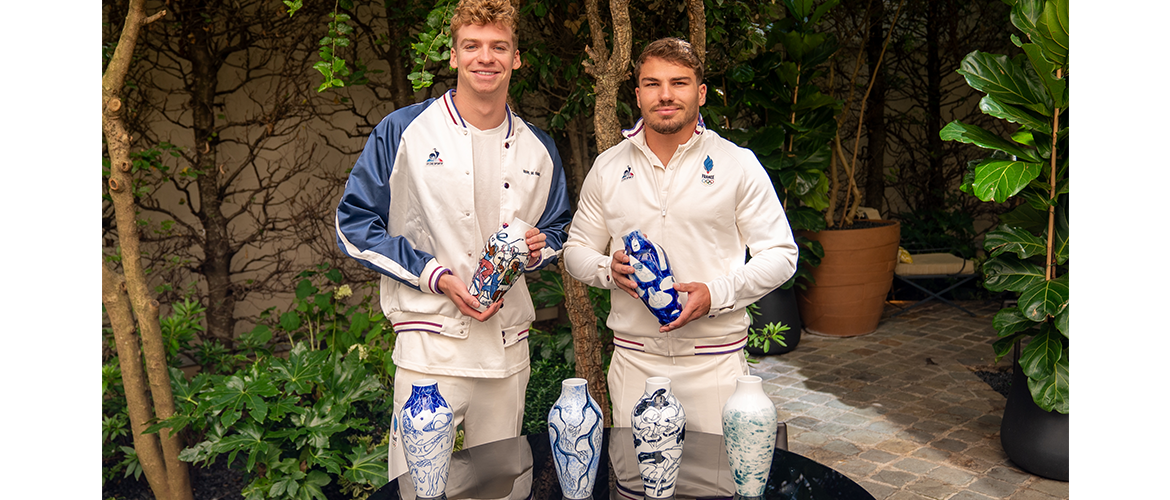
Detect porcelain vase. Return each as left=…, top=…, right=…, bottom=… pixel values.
left=722, top=375, right=777, bottom=497
left=547, top=378, right=604, bottom=499
left=469, top=217, right=533, bottom=310
left=631, top=376, right=686, bottom=498
left=622, top=230, right=682, bottom=325
left=401, top=379, right=455, bottom=499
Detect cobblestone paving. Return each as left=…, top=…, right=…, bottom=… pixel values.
left=748, top=301, right=1068, bottom=500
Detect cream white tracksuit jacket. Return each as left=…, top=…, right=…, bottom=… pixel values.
left=563, top=117, right=798, bottom=355
left=336, top=90, right=571, bottom=378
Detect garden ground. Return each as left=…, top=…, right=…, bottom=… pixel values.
left=749, top=300, right=1068, bottom=500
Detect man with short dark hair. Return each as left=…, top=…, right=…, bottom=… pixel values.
left=563, top=37, right=798, bottom=433
left=335, top=0, right=570, bottom=479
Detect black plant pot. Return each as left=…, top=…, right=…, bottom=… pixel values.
left=1000, top=344, right=1069, bottom=481
left=746, top=287, right=802, bottom=356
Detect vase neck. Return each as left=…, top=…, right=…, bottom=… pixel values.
left=735, top=375, right=764, bottom=395
left=644, top=376, right=671, bottom=396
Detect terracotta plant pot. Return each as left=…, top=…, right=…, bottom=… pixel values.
left=796, top=220, right=900, bottom=337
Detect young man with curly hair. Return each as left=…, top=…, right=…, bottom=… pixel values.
left=563, top=37, right=799, bottom=435
left=335, top=0, right=570, bottom=480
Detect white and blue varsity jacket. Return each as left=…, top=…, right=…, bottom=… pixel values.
left=336, top=90, right=571, bottom=377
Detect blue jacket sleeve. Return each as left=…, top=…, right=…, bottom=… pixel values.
left=527, top=124, right=572, bottom=270
left=335, top=103, right=445, bottom=293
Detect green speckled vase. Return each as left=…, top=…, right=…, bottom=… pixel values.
left=721, top=375, right=777, bottom=497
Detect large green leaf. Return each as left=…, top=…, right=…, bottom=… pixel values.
left=971, top=158, right=1043, bottom=203
left=747, top=126, right=787, bottom=156
left=1055, top=305, right=1069, bottom=337
left=979, top=95, right=1051, bottom=134
left=993, top=330, right=1030, bottom=362
left=985, top=225, right=1046, bottom=259
left=982, top=256, right=1045, bottom=293
left=993, top=307, right=1037, bottom=338
left=1054, top=194, right=1069, bottom=265
left=1019, top=322, right=1062, bottom=379
left=1037, top=0, right=1069, bottom=67
left=343, top=444, right=390, bottom=486
left=940, top=121, right=1041, bottom=163
left=1021, top=43, right=1066, bottom=109
left=271, top=343, right=326, bottom=395
left=1022, top=324, right=1069, bottom=413
left=1010, top=0, right=1045, bottom=44
left=999, top=203, right=1047, bottom=234
left=957, top=51, right=1050, bottom=112
left=1019, top=274, right=1069, bottom=321
left=788, top=207, right=826, bottom=233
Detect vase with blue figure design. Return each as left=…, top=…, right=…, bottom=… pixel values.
left=548, top=378, right=604, bottom=499
left=622, top=230, right=682, bottom=325
left=721, top=375, right=777, bottom=498
left=469, top=217, right=534, bottom=310
left=401, top=379, right=455, bottom=499
left=631, top=376, right=686, bottom=499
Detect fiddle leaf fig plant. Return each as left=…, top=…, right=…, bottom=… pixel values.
left=940, top=0, right=1067, bottom=413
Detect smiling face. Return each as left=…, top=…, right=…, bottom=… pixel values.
left=635, top=56, right=706, bottom=137
left=450, top=22, right=521, bottom=100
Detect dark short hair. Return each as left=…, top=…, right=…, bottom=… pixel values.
left=634, top=37, right=703, bottom=83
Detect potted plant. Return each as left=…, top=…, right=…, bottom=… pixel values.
left=785, top=0, right=905, bottom=337
left=939, top=0, right=1067, bottom=480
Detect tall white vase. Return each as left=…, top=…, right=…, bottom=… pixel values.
left=401, top=379, right=455, bottom=499
left=548, top=378, right=604, bottom=499
left=631, top=376, right=686, bottom=499
left=721, top=375, right=777, bottom=497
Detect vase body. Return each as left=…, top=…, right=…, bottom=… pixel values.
left=631, top=376, right=686, bottom=498
left=1001, top=352, right=1069, bottom=481
left=401, top=379, right=456, bottom=499
left=746, top=287, right=802, bottom=355
left=547, top=378, right=604, bottom=499
left=469, top=217, right=534, bottom=310
left=622, top=230, right=682, bottom=325
left=796, top=220, right=900, bottom=337
left=722, top=375, right=777, bottom=497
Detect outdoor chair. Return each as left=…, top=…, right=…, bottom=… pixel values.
left=888, top=250, right=977, bottom=318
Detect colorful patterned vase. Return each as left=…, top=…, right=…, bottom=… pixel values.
left=469, top=217, right=533, bottom=310
left=400, top=379, right=455, bottom=499
left=721, top=375, right=777, bottom=498
left=622, top=230, right=682, bottom=325
left=548, top=378, right=604, bottom=499
left=631, top=376, right=686, bottom=499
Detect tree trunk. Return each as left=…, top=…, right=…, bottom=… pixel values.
left=181, top=1, right=238, bottom=344
left=862, top=0, right=887, bottom=214
left=687, top=0, right=705, bottom=65
left=923, top=0, right=944, bottom=209
left=102, top=2, right=193, bottom=499
left=569, top=0, right=634, bottom=427
left=102, top=263, right=172, bottom=500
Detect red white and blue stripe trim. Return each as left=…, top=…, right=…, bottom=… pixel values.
left=442, top=89, right=516, bottom=141
left=393, top=320, right=443, bottom=335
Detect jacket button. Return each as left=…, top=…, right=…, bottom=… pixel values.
left=504, top=182, right=509, bottom=189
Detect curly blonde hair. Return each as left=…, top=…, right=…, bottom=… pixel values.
left=450, top=0, right=520, bottom=46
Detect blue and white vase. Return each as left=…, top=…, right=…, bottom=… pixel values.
left=548, top=378, right=604, bottom=499
left=622, top=230, right=682, bottom=325
left=721, top=375, right=777, bottom=498
left=401, top=379, right=455, bottom=499
left=631, top=376, right=686, bottom=499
